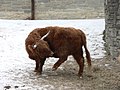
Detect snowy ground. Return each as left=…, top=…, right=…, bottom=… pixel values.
left=0, top=19, right=113, bottom=90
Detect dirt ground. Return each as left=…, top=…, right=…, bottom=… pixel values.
left=3, top=56, right=120, bottom=90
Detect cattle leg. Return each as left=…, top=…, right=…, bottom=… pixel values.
left=52, top=57, right=67, bottom=71
left=34, top=60, right=40, bottom=72
left=73, top=54, right=84, bottom=78
left=37, top=58, right=46, bottom=74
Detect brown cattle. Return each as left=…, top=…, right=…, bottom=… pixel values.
left=25, top=26, right=92, bottom=77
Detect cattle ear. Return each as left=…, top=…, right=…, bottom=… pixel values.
left=28, top=45, right=34, bottom=54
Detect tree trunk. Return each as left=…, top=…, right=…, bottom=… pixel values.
left=31, top=0, right=35, bottom=20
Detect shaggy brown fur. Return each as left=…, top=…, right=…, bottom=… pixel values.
left=25, top=26, right=91, bottom=77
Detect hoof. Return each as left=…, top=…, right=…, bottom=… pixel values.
left=79, top=76, right=83, bottom=79
left=36, top=72, right=42, bottom=75
left=78, top=73, right=83, bottom=79
left=52, top=67, right=57, bottom=71
left=34, top=69, right=38, bottom=72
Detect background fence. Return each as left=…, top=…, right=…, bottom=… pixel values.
left=0, top=0, right=104, bottom=19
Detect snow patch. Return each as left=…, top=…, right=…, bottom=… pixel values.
left=0, top=19, right=105, bottom=89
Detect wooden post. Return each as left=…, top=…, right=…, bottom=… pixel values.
left=31, top=0, right=35, bottom=20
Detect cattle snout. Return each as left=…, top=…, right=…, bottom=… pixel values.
left=49, top=51, right=54, bottom=56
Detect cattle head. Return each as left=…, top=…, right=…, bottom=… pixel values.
left=27, top=31, right=53, bottom=60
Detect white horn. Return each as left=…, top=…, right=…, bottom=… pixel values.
left=33, top=44, right=37, bottom=49
left=41, top=31, right=50, bottom=40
